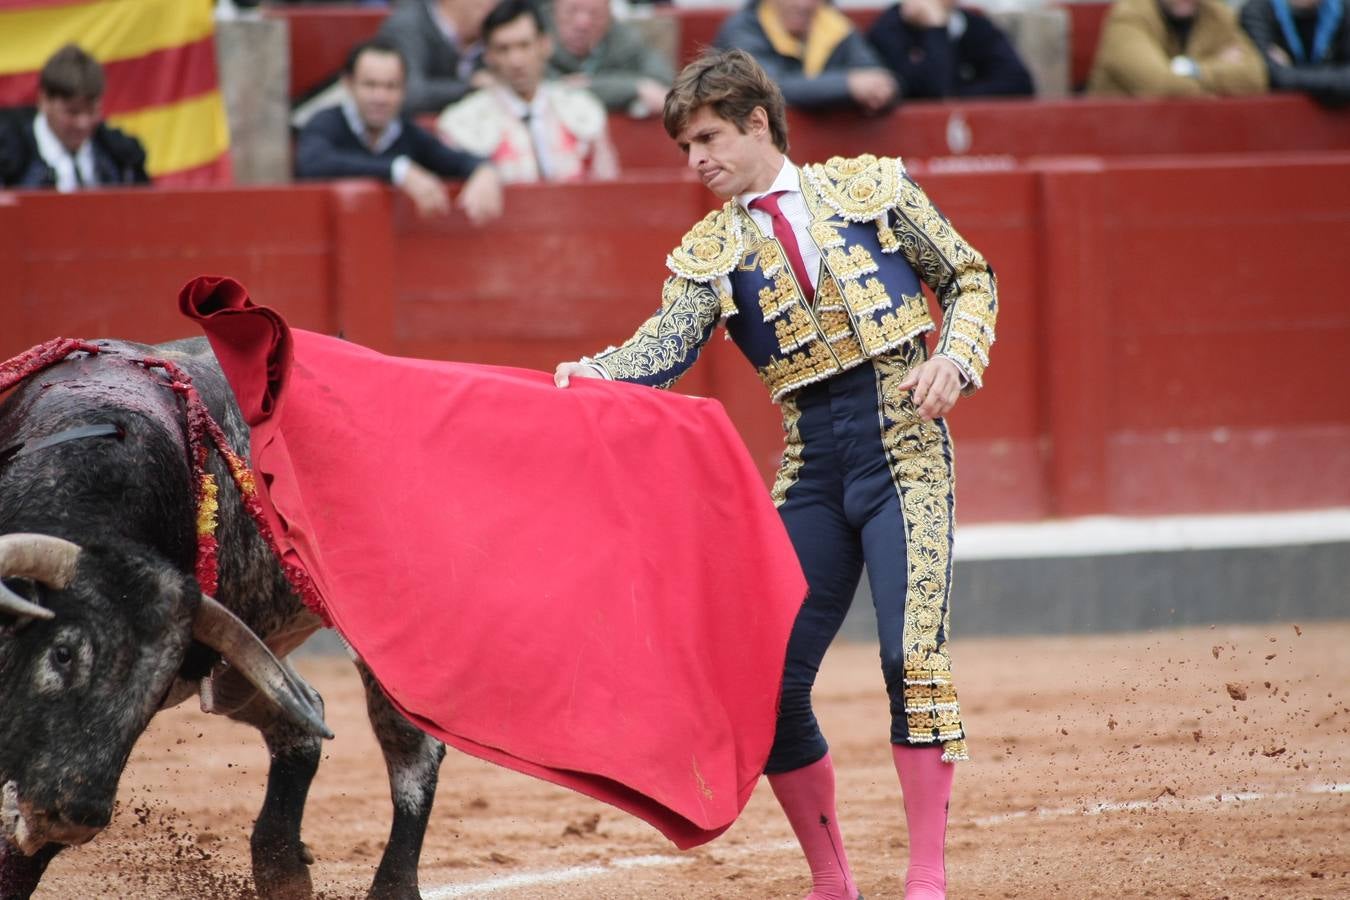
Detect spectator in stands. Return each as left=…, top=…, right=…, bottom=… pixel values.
left=1241, top=0, right=1350, bottom=105
left=439, top=0, right=619, bottom=182
left=295, top=38, right=503, bottom=222
left=867, top=0, right=1035, bottom=98
left=714, top=0, right=899, bottom=112
left=378, top=0, right=498, bottom=115
left=547, top=0, right=674, bottom=117
left=1088, top=0, right=1268, bottom=95
left=0, top=44, right=149, bottom=191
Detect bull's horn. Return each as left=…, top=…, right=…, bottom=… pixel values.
left=192, top=596, right=334, bottom=739
left=0, top=533, right=81, bottom=621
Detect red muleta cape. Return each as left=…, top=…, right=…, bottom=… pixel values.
left=179, top=276, right=805, bottom=849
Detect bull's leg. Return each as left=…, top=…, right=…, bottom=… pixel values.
left=210, top=664, right=325, bottom=900
left=0, top=841, right=61, bottom=900
left=358, top=661, right=445, bottom=900
left=250, top=712, right=324, bottom=900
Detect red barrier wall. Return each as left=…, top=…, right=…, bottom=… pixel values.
left=2, top=154, right=1348, bottom=521
left=1039, top=153, right=1350, bottom=516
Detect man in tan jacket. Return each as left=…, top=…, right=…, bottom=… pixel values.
left=1089, top=0, right=1268, bottom=95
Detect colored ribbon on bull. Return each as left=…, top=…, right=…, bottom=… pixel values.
left=0, top=0, right=231, bottom=186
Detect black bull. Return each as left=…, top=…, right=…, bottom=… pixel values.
left=0, top=338, right=447, bottom=900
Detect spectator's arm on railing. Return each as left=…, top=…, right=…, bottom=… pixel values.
left=1092, top=7, right=1208, bottom=96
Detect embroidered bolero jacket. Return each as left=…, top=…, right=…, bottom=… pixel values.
left=590, top=155, right=998, bottom=401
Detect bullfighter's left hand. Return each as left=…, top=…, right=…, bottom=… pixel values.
left=897, top=356, right=964, bottom=421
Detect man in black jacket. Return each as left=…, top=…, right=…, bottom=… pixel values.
left=1241, top=0, right=1350, bottom=105
left=867, top=0, right=1034, bottom=99
left=295, top=38, right=503, bottom=222
left=0, top=44, right=150, bottom=190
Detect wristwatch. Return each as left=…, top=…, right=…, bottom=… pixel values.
left=1169, top=55, right=1200, bottom=78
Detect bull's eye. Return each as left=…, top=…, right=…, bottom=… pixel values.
left=52, top=644, right=73, bottom=667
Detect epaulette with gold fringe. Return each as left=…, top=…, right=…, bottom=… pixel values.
left=666, top=204, right=743, bottom=283
left=802, top=154, right=906, bottom=223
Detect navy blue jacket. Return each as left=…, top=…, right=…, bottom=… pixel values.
left=867, top=5, right=1034, bottom=99
left=294, top=105, right=484, bottom=182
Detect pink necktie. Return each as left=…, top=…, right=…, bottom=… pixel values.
left=750, top=190, right=815, bottom=304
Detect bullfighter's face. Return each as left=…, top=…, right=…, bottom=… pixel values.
left=676, top=104, right=783, bottom=201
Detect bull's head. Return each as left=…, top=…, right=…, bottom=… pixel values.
left=0, top=534, right=328, bottom=855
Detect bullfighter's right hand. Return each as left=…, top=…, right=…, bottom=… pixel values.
left=554, top=361, right=605, bottom=388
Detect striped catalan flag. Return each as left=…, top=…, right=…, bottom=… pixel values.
left=0, top=0, right=231, bottom=186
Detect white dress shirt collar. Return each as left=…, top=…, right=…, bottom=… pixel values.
left=736, top=157, right=800, bottom=214
left=342, top=98, right=403, bottom=155
left=33, top=111, right=96, bottom=192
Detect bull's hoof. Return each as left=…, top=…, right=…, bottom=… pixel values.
left=251, top=838, right=314, bottom=900
left=366, top=865, right=421, bottom=900
left=365, top=881, right=421, bottom=900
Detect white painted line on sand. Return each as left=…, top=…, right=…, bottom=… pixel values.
left=969, top=782, right=1350, bottom=827
left=955, top=508, right=1350, bottom=560
left=423, top=856, right=691, bottom=899
left=426, top=786, right=1347, bottom=896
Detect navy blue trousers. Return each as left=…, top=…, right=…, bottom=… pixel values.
left=764, top=348, right=967, bottom=774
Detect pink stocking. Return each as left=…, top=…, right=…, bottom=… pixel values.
left=767, top=754, right=859, bottom=900
left=892, top=745, right=954, bottom=900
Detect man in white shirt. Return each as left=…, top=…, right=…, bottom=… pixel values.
left=0, top=44, right=149, bottom=191
left=555, top=49, right=997, bottom=900
left=437, top=0, right=619, bottom=183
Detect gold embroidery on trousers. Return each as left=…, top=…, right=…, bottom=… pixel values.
left=873, top=350, right=966, bottom=760
left=770, top=395, right=804, bottom=507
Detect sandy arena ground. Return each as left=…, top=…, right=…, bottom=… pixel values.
left=31, top=621, right=1350, bottom=899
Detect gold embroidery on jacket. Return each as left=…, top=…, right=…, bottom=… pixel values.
left=667, top=206, right=742, bottom=282
left=809, top=217, right=847, bottom=252
left=593, top=275, right=720, bottom=385
left=873, top=350, right=966, bottom=760
left=804, top=154, right=903, bottom=222
left=824, top=244, right=879, bottom=282
left=774, top=305, right=819, bottom=353
left=758, top=341, right=842, bottom=399
left=841, top=277, right=890, bottom=317
left=890, top=174, right=997, bottom=388
left=757, top=270, right=801, bottom=323
left=855, top=292, right=935, bottom=351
